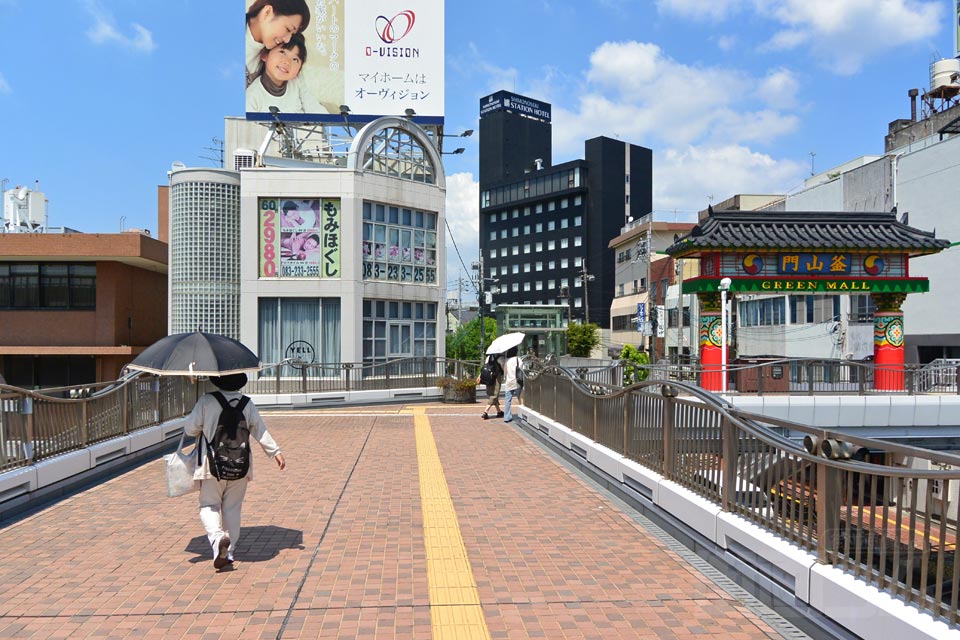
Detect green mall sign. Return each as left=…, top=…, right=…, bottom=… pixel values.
left=682, top=278, right=930, bottom=294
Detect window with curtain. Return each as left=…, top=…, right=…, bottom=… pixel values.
left=258, top=297, right=341, bottom=375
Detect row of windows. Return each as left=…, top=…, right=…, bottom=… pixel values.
left=487, top=196, right=584, bottom=222
left=488, top=218, right=584, bottom=241
left=490, top=259, right=584, bottom=279
left=362, top=300, right=438, bottom=365
left=362, top=202, right=438, bottom=230
left=481, top=168, right=582, bottom=208
left=739, top=295, right=842, bottom=327
left=0, top=263, right=96, bottom=310
left=616, top=279, right=647, bottom=297
left=496, top=296, right=583, bottom=308
left=362, top=201, right=440, bottom=285
left=488, top=237, right=584, bottom=255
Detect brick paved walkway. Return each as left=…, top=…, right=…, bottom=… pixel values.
left=0, top=404, right=797, bottom=639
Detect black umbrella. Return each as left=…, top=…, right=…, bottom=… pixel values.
left=126, top=332, right=261, bottom=376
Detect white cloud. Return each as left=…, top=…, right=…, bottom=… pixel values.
left=654, top=145, right=805, bottom=213
left=0, top=72, right=10, bottom=94
left=547, top=40, right=805, bottom=212
left=657, top=0, right=745, bottom=21
left=757, top=68, right=799, bottom=109
left=756, top=0, right=942, bottom=75
left=83, top=0, right=156, bottom=53
left=444, top=172, right=481, bottom=276
left=716, top=35, right=738, bottom=51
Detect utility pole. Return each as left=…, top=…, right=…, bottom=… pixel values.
left=472, top=259, right=485, bottom=354
left=578, top=265, right=595, bottom=324
left=646, top=215, right=656, bottom=363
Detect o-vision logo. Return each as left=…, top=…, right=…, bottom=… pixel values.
left=367, top=10, right=420, bottom=58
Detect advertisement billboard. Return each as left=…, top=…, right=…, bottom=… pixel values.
left=259, top=198, right=341, bottom=278
left=245, top=0, right=444, bottom=123
left=479, top=90, right=551, bottom=122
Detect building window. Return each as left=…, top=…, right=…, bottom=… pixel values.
left=574, top=257, right=582, bottom=267
left=574, top=297, right=582, bottom=308
left=790, top=295, right=840, bottom=324
left=535, top=281, right=543, bottom=290
left=523, top=263, right=530, bottom=273
left=574, top=196, right=582, bottom=206
left=561, top=218, right=568, bottom=229
left=850, top=294, right=876, bottom=323
left=512, top=227, right=519, bottom=237
left=361, top=299, right=436, bottom=366
left=548, top=201, right=556, bottom=212
left=500, top=247, right=507, bottom=257
left=548, top=261, right=556, bottom=270
left=524, top=225, right=531, bottom=235
left=561, top=238, right=569, bottom=249
left=513, top=264, right=520, bottom=274
left=500, top=229, right=507, bottom=239
left=524, top=282, right=531, bottom=292
left=0, top=263, right=96, bottom=310
left=548, top=279, right=555, bottom=289
left=362, top=126, right=436, bottom=184
left=512, top=208, right=520, bottom=218
left=742, top=297, right=787, bottom=327
left=561, top=259, right=568, bottom=268
left=512, top=283, right=519, bottom=292
left=511, top=246, right=519, bottom=255
left=548, top=221, right=555, bottom=231
left=548, top=240, right=556, bottom=251
left=574, top=216, right=582, bottom=226
left=260, top=297, right=342, bottom=371
left=561, top=198, right=569, bottom=208
left=536, top=262, right=543, bottom=271
left=362, top=203, right=438, bottom=284
left=535, top=204, right=543, bottom=214
left=535, top=242, right=543, bottom=252
left=535, top=223, right=543, bottom=233
left=489, top=231, right=496, bottom=241
left=524, top=244, right=531, bottom=254
left=574, top=236, right=583, bottom=247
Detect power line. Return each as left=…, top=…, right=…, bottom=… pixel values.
left=444, top=217, right=478, bottom=294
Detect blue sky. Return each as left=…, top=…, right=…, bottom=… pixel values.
left=1, top=0, right=957, bottom=282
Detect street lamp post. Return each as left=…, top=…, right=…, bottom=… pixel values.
left=719, top=277, right=732, bottom=394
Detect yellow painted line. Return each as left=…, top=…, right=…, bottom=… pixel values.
left=414, top=407, right=491, bottom=640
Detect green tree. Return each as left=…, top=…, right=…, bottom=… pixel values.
left=620, top=344, right=650, bottom=385
left=445, top=316, right=498, bottom=363
left=566, top=322, right=600, bottom=357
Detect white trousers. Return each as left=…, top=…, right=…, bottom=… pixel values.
left=199, top=476, right=248, bottom=557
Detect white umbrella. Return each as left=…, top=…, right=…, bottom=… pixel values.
left=486, top=332, right=526, bottom=355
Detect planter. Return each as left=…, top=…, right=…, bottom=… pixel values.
left=441, top=385, right=476, bottom=404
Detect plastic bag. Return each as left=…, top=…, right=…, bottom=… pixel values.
left=164, top=432, right=198, bottom=497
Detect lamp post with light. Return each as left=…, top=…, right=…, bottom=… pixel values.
left=719, top=277, right=732, bottom=394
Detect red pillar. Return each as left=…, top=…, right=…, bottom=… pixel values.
left=873, top=294, right=906, bottom=391
left=698, top=292, right=724, bottom=392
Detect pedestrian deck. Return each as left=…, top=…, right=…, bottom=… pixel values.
left=0, top=404, right=804, bottom=639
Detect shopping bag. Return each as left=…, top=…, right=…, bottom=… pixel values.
left=164, top=432, right=198, bottom=497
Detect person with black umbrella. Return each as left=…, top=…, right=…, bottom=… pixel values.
left=184, top=373, right=286, bottom=570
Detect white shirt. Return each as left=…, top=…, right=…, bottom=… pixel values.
left=185, top=391, right=281, bottom=481
left=503, top=356, right=522, bottom=391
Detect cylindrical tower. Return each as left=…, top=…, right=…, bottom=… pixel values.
left=168, top=168, right=241, bottom=338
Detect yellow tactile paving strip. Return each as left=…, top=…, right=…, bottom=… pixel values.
left=413, top=407, right=492, bottom=640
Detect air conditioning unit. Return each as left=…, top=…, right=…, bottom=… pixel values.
left=234, top=149, right=257, bottom=171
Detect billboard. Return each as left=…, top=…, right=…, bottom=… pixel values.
left=259, top=198, right=341, bottom=278
left=245, top=0, right=444, bottom=123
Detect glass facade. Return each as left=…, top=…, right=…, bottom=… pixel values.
left=362, top=299, right=437, bottom=365
left=0, top=263, right=95, bottom=309
left=362, top=201, right=438, bottom=284
left=170, top=171, right=241, bottom=338
left=362, top=126, right=436, bottom=184
left=258, top=298, right=341, bottom=373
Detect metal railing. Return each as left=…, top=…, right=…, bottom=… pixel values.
left=240, top=357, right=479, bottom=395
left=522, top=364, right=960, bottom=626
left=593, top=358, right=960, bottom=396
left=0, top=358, right=480, bottom=475
left=0, top=374, right=203, bottom=474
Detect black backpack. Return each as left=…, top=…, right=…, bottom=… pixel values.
left=205, top=391, right=252, bottom=481
left=479, top=356, right=498, bottom=385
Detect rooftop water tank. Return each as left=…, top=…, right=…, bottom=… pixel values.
left=930, top=58, right=960, bottom=91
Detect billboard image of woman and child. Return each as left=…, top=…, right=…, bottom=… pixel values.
left=244, top=0, right=444, bottom=122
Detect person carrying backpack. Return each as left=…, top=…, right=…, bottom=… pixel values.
left=184, top=373, right=286, bottom=570
left=502, top=346, right=524, bottom=423
left=476, top=354, right=505, bottom=420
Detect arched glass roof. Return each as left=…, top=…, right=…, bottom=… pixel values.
left=361, top=126, right=436, bottom=184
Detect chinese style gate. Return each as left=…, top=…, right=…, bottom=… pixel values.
left=666, top=210, right=949, bottom=392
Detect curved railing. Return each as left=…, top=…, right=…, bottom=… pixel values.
left=522, top=364, right=960, bottom=626
left=0, top=357, right=481, bottom=474
left=0, top=374, right=203, bottom=473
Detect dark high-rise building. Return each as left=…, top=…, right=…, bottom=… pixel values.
left=478, top=91, right=652, bottom=328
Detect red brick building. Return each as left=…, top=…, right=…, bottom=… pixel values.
left=0, top=231, right=168, bottom=387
